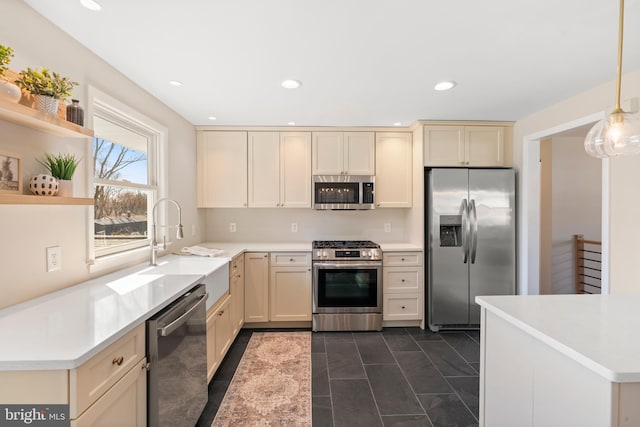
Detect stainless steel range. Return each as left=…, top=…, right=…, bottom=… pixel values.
left=312, top=240, right=382, bottom=331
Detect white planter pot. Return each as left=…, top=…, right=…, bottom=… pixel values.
left=57, top=179, right=73, bottom=197
left=0, top=80, right=21, bottom=103
left=34, top=94, right=59, bottom=115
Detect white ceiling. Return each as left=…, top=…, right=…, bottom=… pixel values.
left=23, top=0, right=640, bottom=127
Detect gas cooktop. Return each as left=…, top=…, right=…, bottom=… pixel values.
left=312, top=240, right=381, bottom=261
left=312, top=240, right=380, bottom=249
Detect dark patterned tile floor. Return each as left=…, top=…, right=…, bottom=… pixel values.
left=196, top=328, right=479, bottom=427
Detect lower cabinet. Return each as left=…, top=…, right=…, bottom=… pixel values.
left=0, top=324, right=147, bottom=426
left=382, top=252, right=424, bottom=321
left=269, top=253, right=312, bottom=321
left=206, top=294, right=232, bottom=382
left=230, top=253, right=245, bottom=336
left=71, top=357, right=147, bottom=427
left=244, top=252, right=270, bottom=323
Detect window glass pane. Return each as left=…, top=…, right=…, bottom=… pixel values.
left=93, top=116, right=148, bottom=185
left=94, top=185, right=149, bottom=251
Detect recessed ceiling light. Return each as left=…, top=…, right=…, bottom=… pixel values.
left=80, top=0, right=102, bottom=11
left=288, top=122, right=296, bottom=126
left=208, top=116, right=217, bottom=121
left=393, top=122, right=402, bottom=126
left=169, top=80, right=182, bottom=86
left=281, top=79, right=302, bottom=89
left=434, top=80, right=457, bottom=91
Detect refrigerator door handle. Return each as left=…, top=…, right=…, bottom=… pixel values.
left=461, top=198, right=469, bottom=263
left=470, top=199, right=478, bottom=264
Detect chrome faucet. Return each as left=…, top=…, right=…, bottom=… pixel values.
left=150, top=198, right=184, bottom=265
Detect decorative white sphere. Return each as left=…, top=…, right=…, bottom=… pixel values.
left=29, top=174, right=59, bottom=196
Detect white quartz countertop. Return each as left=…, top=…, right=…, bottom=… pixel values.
left=0, top=254, right=230, bottom=371
left=476, top=294, right=640, bottom=382
left=379, top=243, right=423, bottom=251
left=199, top=241, right=422, bottom=257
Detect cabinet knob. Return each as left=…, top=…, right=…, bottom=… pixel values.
left=112, top=356, right=124, bottom=366
left=401, top=279, right=405, bottom=282
left=218, top=310, right=225, bottom=316
left=401, top=258, right=405, bottom=261
left=264, top=254, right=268, bottom=258
left=289, top=258, right=294, bottom=262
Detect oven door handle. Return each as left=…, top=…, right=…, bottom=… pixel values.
left=313, top=261, right=382, bottom=268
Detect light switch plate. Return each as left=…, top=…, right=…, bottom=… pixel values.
left=291, top=223, right=298, bottom=233
left=229, top=223, right=237, bottom=233
left=384, top=223, right=391, bottom=233
left=47, top=246, right=61, bottom=272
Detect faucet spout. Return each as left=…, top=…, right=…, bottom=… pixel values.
left=150, top=198, right=184, bottom=266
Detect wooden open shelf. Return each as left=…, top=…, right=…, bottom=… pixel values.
left=0, top=97, right=93, bottom=138
left=0, top=194, right=93, bottom=205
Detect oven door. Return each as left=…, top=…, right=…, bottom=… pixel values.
left=313, top=261, right=382, bottom=314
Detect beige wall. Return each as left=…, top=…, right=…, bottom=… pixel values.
left=0, top=1, right=202, bottom=308
left=514, top=68, right=640, bottom=294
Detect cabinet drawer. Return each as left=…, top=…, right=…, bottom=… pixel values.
left=270, top=252, right=311, bottom=267
left=383, top=294, right=422, bottom=321
left=231, top=254, right=244, bottom=277
left=71, top=357, right=147, bottom=427
left=383, top=268, right=422, bottom=293
left=70, top=323, right=145, bottom=418
left=383, top=252, right=422, bottom=267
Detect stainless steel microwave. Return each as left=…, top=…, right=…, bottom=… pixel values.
left=313, top=175, right=375, bottom=210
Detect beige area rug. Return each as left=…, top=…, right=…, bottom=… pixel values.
left=212, top=332, right=312, bottom=427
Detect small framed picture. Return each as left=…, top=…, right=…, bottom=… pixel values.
left=0, top=151, right=22, bottom=194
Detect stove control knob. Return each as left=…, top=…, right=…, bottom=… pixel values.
left=323, top=251, right=328, bottom=258
left=316, top=250, right=322, bottom=258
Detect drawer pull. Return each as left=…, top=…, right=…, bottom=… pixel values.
left=401, top=306, right=406, bottom=310
left=112, top=356, right=124, bottom=366
left=401, top=279, right=406, bottom=282
left=401, top=258, right=405, bottom=261
left=218, top=310, right=225, bottom=316
left=290, top=258, right=294, bottom=262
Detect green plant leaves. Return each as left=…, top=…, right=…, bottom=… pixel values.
left=15, top=67, right=78, bottom=100
left=38, top=153, right=81, bottom=180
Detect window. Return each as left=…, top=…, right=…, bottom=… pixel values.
left=88, top=88, right=167, bottom=262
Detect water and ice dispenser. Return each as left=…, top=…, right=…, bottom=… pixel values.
left=439, top=215, right=462, bottom=247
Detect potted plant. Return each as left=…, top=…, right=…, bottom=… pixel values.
left=15, top=67, right=78, bottom=115
left=0, top=45, right=21, bottom=103
left=38, top=152, right=81, bottom=197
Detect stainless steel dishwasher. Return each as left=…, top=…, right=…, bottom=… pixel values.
left=147, top=284, right=208, bottom=427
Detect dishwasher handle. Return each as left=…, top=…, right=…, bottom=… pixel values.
left=158, top=291, right=208, bottom=337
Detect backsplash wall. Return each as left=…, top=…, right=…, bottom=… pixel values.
left=203, top=208, right=414, bottom=243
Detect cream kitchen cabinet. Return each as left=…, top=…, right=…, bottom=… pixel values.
left=248, top=131, right=312, bottom=208
left=269, top=253, right=312, bottom=322
left=312, top=131, right=375, bottom=175
left=197, top=131, right=248, bottom=207
left=0, top=323, right=147, bottom=426
left=375, top=132, right=413, bottom=208
left=244, top=252, right=270, bottom=323
left=206, top=294, right=232, bottom=381
left=424, top=124, right=510, bottom=167
left=229, top=253, right=245, bottom=336
left=383, top=252, right=423, bottom=321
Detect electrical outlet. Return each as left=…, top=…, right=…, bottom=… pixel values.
left=291, top=222, right=298, bottom=233
left=384, top=223, right=391, bottom=233
left=229, top=223, right=237, bottom=233
left=46, top=246, right=61, bottom=272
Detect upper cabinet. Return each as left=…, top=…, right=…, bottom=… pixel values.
left=197, top=131, right=248, bottom=208
left=375, top=132, right=413, bottom=208
left=248, top=132, right=311, bottom=208
left=423, top=123, right=512, bottom=167
left=312, top=131, right=375, bottom=175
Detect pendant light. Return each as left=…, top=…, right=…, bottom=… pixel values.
left=584, top=0, right=640, bottom=158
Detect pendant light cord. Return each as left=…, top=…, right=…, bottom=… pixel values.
left=614, top=0, right=624, bottom=114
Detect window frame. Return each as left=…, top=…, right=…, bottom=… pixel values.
left=86, top=86, right=168, bottom=270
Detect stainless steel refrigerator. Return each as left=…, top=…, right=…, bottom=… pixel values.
left=425, top=168, right=516, bottom=331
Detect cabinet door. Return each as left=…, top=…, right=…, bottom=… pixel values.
left=214, top=298, right=232, bottom=363
left=206, top=307, right=219, bottom=381
left=197, top=131, right=247, bottom=207
left=70, top=358, right=146, bottom=427
left=344, top=132, right=375, bottom=175
left=312, top=132, right=344, bottom=174
left=465, top=126, right=504, bottom=166
left=244, top=252, right=269, bottom=323
left=230, top=255, right=245, bottom=336
left=375, top=132, right=412, bottom=208
left=248, top=132, right=280, bottom=207
left=269, top=266, right=312, bottom=321
left=423, top=126, right=465, bottom=166
left=280, top=132, right=312, bottom=208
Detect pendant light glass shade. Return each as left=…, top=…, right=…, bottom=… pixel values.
left=583, top=0, right=640, bottom=158
left=585, top=111, right=640, bottom=158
